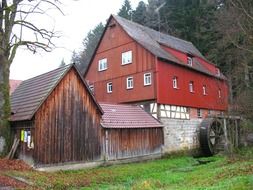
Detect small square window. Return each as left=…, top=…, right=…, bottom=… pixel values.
left=89, top=85, right=94, bottom=93
left=189, top=81, right=194, bottom=92
left=122, top=51, right=132, bottom=65
left=126, top=77, right=133, bottom=89
left=107, top=82, right=112, bottom=93
left=173, top=76, right=178, bottom=89
left=197, top=109, right=202, bottom=118
left=98, top=58, right=107, bottom=71
left=144, top=73, right=152, bottom=86
left=203, top=85, right=207, bottom=95
left=187, top=57, right=193, bottom=66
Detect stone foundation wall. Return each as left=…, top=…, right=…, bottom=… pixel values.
left=161, top=118, right=203, bottom=153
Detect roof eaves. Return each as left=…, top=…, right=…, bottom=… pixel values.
left=158, top=57, right=226, bottom=80
left=73, top=64, right=104, bottom=115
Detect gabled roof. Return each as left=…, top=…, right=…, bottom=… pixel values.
left=100, top=103, right=163, bottom=128
left=9, top=79, right=22, bottom=94
left=10, top=64, right=102, bottom=121
left=85, top=15, right=225, bottom=79
left=112, top=15, right=225, bottom=79
left=113, top=15, right=204, bottom=60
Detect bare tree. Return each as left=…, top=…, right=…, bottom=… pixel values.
left=0, top=0, right=62, bottom=155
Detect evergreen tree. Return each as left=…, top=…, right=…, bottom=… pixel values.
left=118, top=0, right=133, bottom=20
left=132, top=1, right=147, bottom=24
left=72, top=23, right=104, bottom=74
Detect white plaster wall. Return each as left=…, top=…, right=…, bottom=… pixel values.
left=161, top=118, right=203, bottom=153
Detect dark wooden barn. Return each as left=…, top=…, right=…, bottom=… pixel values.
left=10, top=64, right=103, bottom=166
left=100, top=103, right=164, bottom=160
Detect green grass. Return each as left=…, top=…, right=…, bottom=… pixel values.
left=6, top=147, right=253, bottom=190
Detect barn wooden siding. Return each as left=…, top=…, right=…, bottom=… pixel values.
left=34, top=68, right=102, bottom=165
left=103, top=128, right=163, bottom=160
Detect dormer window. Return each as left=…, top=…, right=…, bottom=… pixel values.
left=122, top=51, right=132, bottom=65
left=187, top=56, right=193, bottom=66
left=216, top=68, right=220, bottom=76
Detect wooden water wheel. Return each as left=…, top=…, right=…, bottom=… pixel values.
left=199, top=118, right=224, bottom=156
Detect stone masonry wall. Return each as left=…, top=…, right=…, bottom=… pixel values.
left=161, top=118, right=203, bottom=153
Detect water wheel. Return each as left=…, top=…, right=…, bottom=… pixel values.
left=199, top=118, right=223, bottom=156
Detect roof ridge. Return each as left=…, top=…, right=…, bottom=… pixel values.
left=112, top=14, right=193, bottom=45
left=22, top=64, right=72, bottom=83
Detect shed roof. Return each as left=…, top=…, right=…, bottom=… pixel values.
left=112, top=15, right=225, bottom=79
left=10, top=64, right=102, bottom=121
left=100, top=103, right=163, bottom=129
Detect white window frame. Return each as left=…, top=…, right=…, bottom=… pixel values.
left=187, top=57, right=193, bottom=66
left=197, top=109, right=202, bottom=118
left=189, top=81, right=194, bottom=92
left=126, top=77, right=133, bottom=89
left=122, top=51, right=132, bottom=65
left=173, top=76, right=178, bottom=89
left=107, top=82, right=112, bottom=93
left=218, top=89, right=221, bottom=98
left=98, top=58, right=107, bottom=71
left=216, top=68, right=220, bottom=76
left=203, top=85, right=207, bottom=95
left=89, top=85, right=94, bottom=93
left=144, top=73, right=152, bottom=86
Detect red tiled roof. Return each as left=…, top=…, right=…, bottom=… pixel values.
left=9, top=79, right=22, bottom=94
left=100, top=103, right=163, bottom=128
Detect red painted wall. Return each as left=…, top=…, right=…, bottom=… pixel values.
left=85, top=18, right=156, bottom=103
left=161, top=45, right=218, bottom=74
left=157, top=60, right=228, bottom=110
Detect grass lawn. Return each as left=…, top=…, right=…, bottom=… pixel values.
left=3, top=147, right=253, bottom=190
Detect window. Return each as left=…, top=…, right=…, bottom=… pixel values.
left=197, top=109, right=202, bottom=118
left=187, top=57, right=193, bottom=66
left=173, top=76, right=178, bottom=89
left=203, top=85, right=207, bottom=95
left=122, top=51, right=132, bottom=65
left=216, top=68, right=220, bottom=76
left=126, top=77, right=133, bottom=89
left=189, top=81, right=194, bottom=92
left=218, top=89, right=221, bottom=98
left=98, top=58, right=107, bottom=71
left=144, top=73, right=151, bottom=86
left=89, top=85, right=94, bottom=93
left=107, top=82, right=112, bottom=93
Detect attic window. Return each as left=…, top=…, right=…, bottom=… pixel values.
left=109, top=23, right=116, bottom=28
left=122, top=51, right=132, bottom=65
left=187, top=56, right=193, bottom=66
left=216, top=68, right=220, bottom=76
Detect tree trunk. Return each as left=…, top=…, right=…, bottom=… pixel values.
left=0, top=52, right=11, bottom=156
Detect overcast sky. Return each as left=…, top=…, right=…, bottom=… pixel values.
left=10, top=0, right=147, bottom=80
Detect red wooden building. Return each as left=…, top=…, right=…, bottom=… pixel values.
left=85, top=15, right=228, bottom=119
left=85, top=15, right=229, bottom=152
